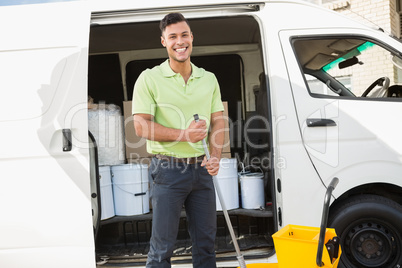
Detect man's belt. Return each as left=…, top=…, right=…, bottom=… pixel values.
left=154, top=154, right=205, bottom=164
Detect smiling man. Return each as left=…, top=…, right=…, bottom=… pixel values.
left=132, top=13, right=225, bottom=268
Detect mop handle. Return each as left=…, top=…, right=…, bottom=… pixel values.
left=193, top=114, right=211, bottom=159
left=193, top=114, right=246, bottom=268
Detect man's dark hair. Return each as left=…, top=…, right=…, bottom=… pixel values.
left=159, top=13, right=190, bottom=36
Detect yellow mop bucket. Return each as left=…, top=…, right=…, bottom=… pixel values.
left=238, top=178, right=341, bottom=268
left=238, top=224, right=341, bottom=268
left=272, top=224, right=341, bottom=267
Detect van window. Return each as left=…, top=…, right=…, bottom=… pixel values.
left=293, top=38, right=402, bottom=99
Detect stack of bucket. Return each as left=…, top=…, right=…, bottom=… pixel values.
left=215, top=159, right=265, bottom=211
left=99, top=158, right=265, bottom=219
left=98, top=163, right=150, bottom=220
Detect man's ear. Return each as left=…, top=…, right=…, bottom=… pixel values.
left=161, top=36, right=166, bottom=47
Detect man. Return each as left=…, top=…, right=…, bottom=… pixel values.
left=132, top=13, right=225, bottom=268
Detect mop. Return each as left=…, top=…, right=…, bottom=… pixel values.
left=194, top=114, right=247, bottom=268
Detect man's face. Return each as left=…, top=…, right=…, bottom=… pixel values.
left=161, top=21, right=193, bottom=64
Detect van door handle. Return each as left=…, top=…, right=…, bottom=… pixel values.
left=62, top=129, right=72, bottom=151
left=306, top=118, right=337, bottom=127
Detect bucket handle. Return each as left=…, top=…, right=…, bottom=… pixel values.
left=112, top=179, right=149, bottom=196
left=111, top=172, right=149, bottom=197
left=238, top=164, right=263, bottom=177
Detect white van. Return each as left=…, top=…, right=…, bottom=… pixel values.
left=1, top=1, right=401, bottom=267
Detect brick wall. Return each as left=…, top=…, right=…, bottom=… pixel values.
left=322, top=0, right=400, bottom=93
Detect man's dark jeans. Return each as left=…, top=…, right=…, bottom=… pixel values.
left=146, top=157, right=217, bottom=268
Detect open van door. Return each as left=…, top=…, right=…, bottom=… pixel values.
left=0, top=2, right=95, bottom=268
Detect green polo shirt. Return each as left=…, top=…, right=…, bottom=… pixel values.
left=132, top=59, right=224, bottom=158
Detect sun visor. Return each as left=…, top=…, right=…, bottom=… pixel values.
left=304, top=53, right=336, bottom=70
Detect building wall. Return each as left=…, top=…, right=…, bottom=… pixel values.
left=324, top=0, right=394, bottom=34
left=320, top=0, right=401, bottom=91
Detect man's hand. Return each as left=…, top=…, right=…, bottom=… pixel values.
left=201, top=156, right=220, bottom=176
left=185, top=119, right=207, bottom=143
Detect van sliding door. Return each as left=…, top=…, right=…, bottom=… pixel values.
left=0, top=2, right=94, bottom=268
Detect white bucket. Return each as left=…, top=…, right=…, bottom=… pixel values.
left=240, top=172, right=265, bottom=209
left=111, top=164, right=150, bottom=216
left=99, top=166, right=115, bottom=220
left=215, top=158, right=239, bottom=211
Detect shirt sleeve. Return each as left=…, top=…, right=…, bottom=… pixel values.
left=132, top=70, right=156, bottom=116
left=210, top=75, right=224, bottom=113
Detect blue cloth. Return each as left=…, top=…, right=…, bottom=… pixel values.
left=146, top=157, right=217, bottom=268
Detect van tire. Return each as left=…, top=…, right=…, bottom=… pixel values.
left=328, top=194, right=402, bottom=268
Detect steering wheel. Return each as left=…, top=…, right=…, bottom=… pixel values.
left=361, top=77, right=390, bottom=97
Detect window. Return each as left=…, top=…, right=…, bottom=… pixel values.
left=293, top=37, right=402, bottom=99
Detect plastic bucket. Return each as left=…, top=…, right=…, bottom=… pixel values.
left=215, top=158, right=239, bottom=211
left=111, top=164, right=150, bottom=216
left=99, top=166, right=115, bottom=220
left=240, top=172, right=264, bottom=209
left=272, top=224, right=341, bottom=267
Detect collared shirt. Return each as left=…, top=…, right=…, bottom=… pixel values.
left=132, top=59, right=224, bottom=158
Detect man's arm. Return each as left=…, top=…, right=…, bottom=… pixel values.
left=133, top=113, right=207, bottom=143
left=202, top=111, right=225, bottom=176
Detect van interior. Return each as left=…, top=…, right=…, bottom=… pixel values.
left=88, top=15, right=274, bottom=265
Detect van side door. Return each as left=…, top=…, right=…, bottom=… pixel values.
left=0, top=2, right=94, bottom=268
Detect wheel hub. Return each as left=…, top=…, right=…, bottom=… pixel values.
left=345, top=222, right=395, bottom=267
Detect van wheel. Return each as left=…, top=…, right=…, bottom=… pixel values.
left=329, top=194, right=402, bottom=268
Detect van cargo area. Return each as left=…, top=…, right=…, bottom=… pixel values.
left=88, top=15, right=275, bottom=265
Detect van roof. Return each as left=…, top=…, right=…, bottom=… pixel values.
left=89, top=0, right=314, bottom=13
left=89, top=0, right=375, bottom=34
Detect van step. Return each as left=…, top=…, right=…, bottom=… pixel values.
left=100, top=207, right=273, bottom=226
left=96, top=238, right=273, bottom=266
left=96, top=248, right=273, bottom=267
